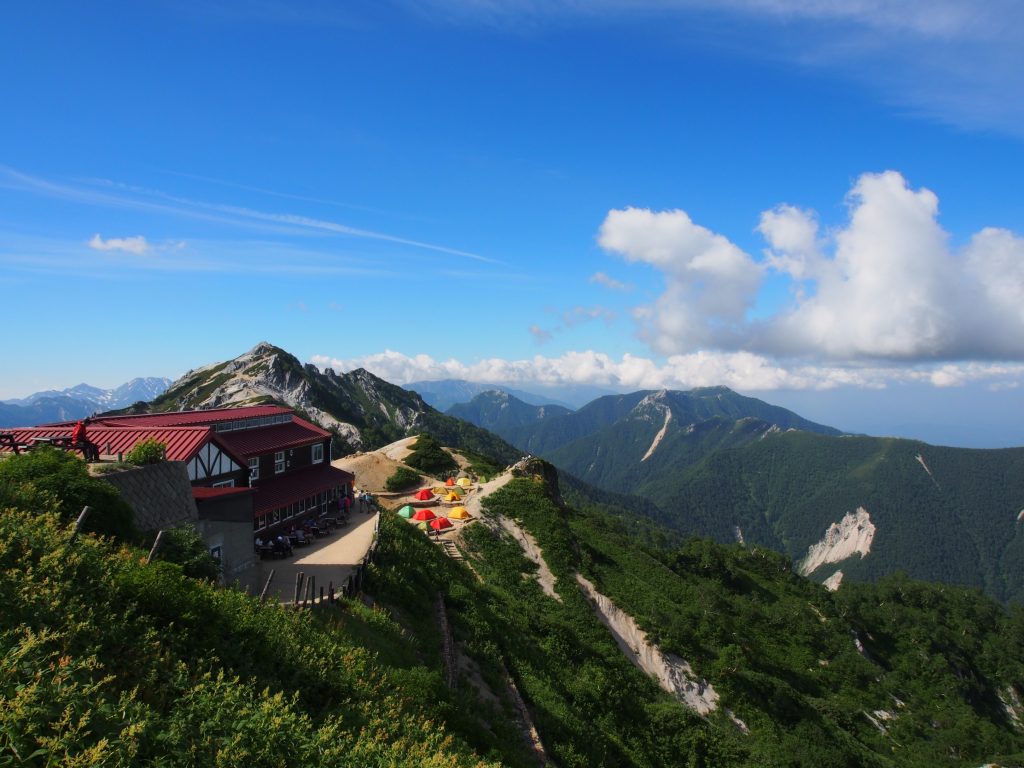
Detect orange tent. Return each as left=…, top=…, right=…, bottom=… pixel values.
left=445, top=477, right=455, bottom=487
left=414, top=489, right=433, bottom=501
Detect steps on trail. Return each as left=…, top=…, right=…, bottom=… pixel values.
left=436, top=539, right=463, bottom=560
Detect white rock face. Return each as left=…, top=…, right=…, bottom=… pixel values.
left=799, top=507, right=876, bottom=576
left=575, top=574, right=725, bottom=718
left=641, top=405, right=672, bottom=462
left=822, top=570, right=845, bottom=591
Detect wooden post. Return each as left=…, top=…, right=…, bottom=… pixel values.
left=310, top=575, right=316, bottom=605
left=259, top=569, right=275, bottom=603
left=146, top=530, right=166, bottom=564
left=319, top=586, right=324, bottom=605
left=329, top=582, right=335, bottom=604
left=71, top=506, right=92, bottom=539
left=294, top=572, right=304, bottom=607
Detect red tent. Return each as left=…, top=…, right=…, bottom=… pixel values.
left=412, top=509, right=436, bottom=522
left=414, top=488, right=433, bottom=501
left=429, top=517, right=453, bottom=531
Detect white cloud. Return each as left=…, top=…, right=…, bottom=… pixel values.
left=589, top=271, right=632, bottom=291
left=599, top=171, right=1024, bottom=363
left=598, top=207, right=762, bottom=354
left=757, top=204, right=822, bottom=281
left=764, top=171, right=1024, bottom=360
left=88, top=233, right=151, bottom=255
left=311, top=348, right=1024, bottom=393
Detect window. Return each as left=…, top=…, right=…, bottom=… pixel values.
left=255, top=515, right=267, bottom=531
left=274, top=451, right=285, bottom=474
left=213, top=479, right=235, bottom=488
left=249, top=457, right=259, bottom=481
left=312, top=443, right=324, bottom=464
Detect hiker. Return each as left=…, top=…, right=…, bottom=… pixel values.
left=72, top=418, right=99, bottom=462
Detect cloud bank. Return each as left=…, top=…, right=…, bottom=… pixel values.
left=312, top=348, right=1024, bottom=393
left=599, top=170, right=1024, bottom=363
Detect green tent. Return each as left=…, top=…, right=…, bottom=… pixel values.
left=397, top=505, right=415, bottom=519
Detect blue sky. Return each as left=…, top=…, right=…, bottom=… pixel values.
left=3, top=1, right=1024, bottom=446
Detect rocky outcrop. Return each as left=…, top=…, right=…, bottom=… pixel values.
left=799, top=508, right=876, bottom=576
left=575, top=573, right=727, bottom=719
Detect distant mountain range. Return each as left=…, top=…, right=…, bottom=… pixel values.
left=0, top=378, right=171, bottom=428
left=406, top=379, right=578, bottom=411
left=449, top=386, right=1024, bottom=603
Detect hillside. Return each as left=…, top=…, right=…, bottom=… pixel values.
left=5, top=445, right=1024, bottom=766
left=482, top=385, right=1024, bottom=604
left=119, top=342, right=519, bottom=464
left=664, top=431, right=1024, bottom=603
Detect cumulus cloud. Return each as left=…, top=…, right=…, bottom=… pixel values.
left=764, top=171, right=1024, bottom=360
left=600, top=171, right=1024, bottom=363
left=598, top=207, right=762, bottom=354
left=757, top=204, right=822, bottom=282
left=311, top=348, right=1024, bottom=393
left=589, top=271, right=632, bottom=291
left=88, top=233, right=151, bottom=255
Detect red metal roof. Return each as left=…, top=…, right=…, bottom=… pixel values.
left=217, top=419, right=329, bottom=457
left=31, top=405, right=293, bottom=430
left=2, top=425, right=215, bottom=461
left=252, top=464, right=354, bottom=515
left=87, top=405, right=294, bottom=429
left=192, top=486, right=255, bottom=499
left=0, top=424, right=253, bottom=470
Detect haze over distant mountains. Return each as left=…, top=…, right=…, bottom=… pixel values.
left=0, top=378, right=171, bottom=427
left=405, top=379, right=608, bottom=412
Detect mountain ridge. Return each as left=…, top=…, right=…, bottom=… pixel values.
left=120, top=341, right=520, bottom=463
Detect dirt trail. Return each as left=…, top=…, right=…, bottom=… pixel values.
left=467, top=471, right=561, bottom=601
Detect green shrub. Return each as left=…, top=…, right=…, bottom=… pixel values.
left=0, top=446, right=135, bottom=539
left=385, top=466, right=422, bottom=492
left=403, top=433, right=457, bottom=477
left=156, top=524, right=221, bottom=581
left=125, top=438, right=167, bottom=465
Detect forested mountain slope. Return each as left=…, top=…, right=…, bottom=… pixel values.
left=664, top=431, right=1024, bottom=603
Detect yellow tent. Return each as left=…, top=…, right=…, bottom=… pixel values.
left=456, top=477, right=473, bottom=488
left=448, top=507, right=470, bottom=519
left=432, top=486, right=448, bottom=495
left=443, top=492, right=461, bottom=502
